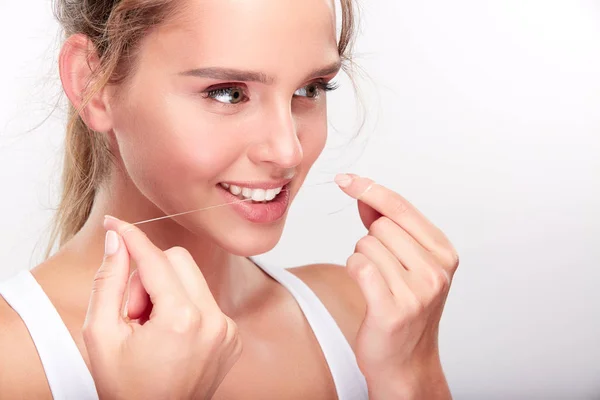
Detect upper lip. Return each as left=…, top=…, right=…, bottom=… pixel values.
left=220, top=178, right=292, bottom=190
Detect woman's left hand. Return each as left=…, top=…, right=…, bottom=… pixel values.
left=335, top=174, right=459, bottom=400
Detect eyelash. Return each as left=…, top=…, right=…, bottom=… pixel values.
left=299, top=81, right=340, bottom=98
left=202, top=81, right=339, bottom=105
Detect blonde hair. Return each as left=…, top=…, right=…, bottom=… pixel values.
left=47, top=0, right=359, bottom=257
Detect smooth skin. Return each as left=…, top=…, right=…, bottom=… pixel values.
left=0, top=0, right=457, bottom=398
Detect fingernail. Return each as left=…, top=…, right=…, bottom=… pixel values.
left=104, top=215, right=122, bottom=231
left=335, top=173, right=353, bottom=188
left=123, top=298, right=129, bottom=319
left=104, top=230, right=119, bottom=256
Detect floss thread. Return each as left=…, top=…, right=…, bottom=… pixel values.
left=131, top=179, right=352, bottom=226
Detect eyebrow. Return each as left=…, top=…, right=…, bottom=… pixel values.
left=178, top=60, right=342, bottom=84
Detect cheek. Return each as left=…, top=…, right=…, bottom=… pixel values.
left=112, top=91, right=244, bottom=194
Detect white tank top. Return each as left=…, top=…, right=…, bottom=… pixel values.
left=0, top=260, right=368, bottom=400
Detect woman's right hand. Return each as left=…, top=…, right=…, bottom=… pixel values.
left=82, top=215, right=242, bottom=400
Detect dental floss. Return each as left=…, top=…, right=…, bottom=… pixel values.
left=131, top=179, right=340, bottom=226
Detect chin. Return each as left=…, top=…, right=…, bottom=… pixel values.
left=216, top=221, right=285, bottom=257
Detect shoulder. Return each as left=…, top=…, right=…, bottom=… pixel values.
left=288, top=263, right=366, bottom=349
left=0, top=286, right=53, bottom=398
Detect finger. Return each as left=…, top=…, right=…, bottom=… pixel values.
left=357, top=198, right=382, bottom=229
left=354, top=234, right=409, bottom=298
left=346, top=252, right=396, bottom=319
left=85, top=230, right=129, bottom=333
left=124, top=269, right=151, bottom=322
left=369, top=217, right=450, bottom=286
left=164, top=247, right=220, bottom=313
left=335, top=174, right=451, bottom=257
left=368, top=217, right=436, bottom=273
left=103, top=215, right=186, bottom=309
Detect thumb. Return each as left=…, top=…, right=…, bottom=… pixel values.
left=86, top=230, right=131, bottom=330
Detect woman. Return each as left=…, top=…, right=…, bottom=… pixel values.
left=0, top=0, right=458, bottom=398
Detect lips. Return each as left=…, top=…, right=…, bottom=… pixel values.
left=217, top=182, right=291, bottom=223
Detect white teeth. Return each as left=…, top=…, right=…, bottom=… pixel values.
left=251, top=189, right=266, bottom=202
left=221, top=183, right=285, bottom=202
left=265, top=189, right=277, bottom=201
left=230, top=185, right=241, bottom=195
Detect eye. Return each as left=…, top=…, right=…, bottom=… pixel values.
left=295, top=83, right=320, bottom=98
left=294, top=81, right=339, bottom=99
left=205, top=87, right=247, bottom=104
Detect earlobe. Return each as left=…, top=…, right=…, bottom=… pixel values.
left=59, top=33, right=113, bottom=133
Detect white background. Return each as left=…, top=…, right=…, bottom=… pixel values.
left=1, top=0, right=599, bottom=398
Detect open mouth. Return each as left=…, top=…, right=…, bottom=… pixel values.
left=216, top=180, right=292, bottom=223
left=218, top=182, right=288, bottom=204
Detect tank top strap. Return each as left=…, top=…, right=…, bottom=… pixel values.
left=250, top=258, right=369, bottom=400
left=0, top=270, right=99, bottom=400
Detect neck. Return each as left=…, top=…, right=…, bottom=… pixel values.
left=56, top=169, right=267, bottom=316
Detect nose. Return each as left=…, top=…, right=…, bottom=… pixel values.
left=248, top=101, right=303, bottom=169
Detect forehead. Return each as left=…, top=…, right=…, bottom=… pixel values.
left=143, top=0, right=339, bottom=74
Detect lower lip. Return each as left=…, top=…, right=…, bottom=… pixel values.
left=217, top=184, right=291, bottom=224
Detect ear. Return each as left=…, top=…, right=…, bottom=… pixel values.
left=59, top=33, right=113, bottom=133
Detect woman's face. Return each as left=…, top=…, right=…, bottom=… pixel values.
left=108, top=0, right=340, bottom=255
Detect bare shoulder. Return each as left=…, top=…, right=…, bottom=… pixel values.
left=288, top=263, right=366, bottom=349
left=0, top=293, right=53, bottom=398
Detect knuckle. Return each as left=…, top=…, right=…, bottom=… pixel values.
left=81, top=319, right=105, bottom=343
left=369, top=217, right=393, bottom=236
left=379, top=313, right=404, bottom=334
left=354, top=237, right=366, bottom=253
left=346, top=253, right=359, bottom=266
left=171, top=305, right=202, bottom=334
left=447, top=249, right=460, bottom=270
left=355, top=235, right=376, bottom=253
left=346, top=253, right=374, bottom=281
left=404, top=294, right=426, bottom=318
left=165, top=246, right=191, bottom=260
left=390, top=198, right=409, bottom=219
left=92, top=263, right=115, bottom=288
left=346, top=253, right=363, bottom=276
left=204, top=315, right=230, bottom=343
left=432, top=237, right=459, bottom=271
left=346, top=253, right=375, bottom=281
left=435, top=248, right=459, bottom=272
left=428, top=268, right=450, bottom=293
